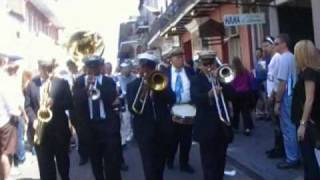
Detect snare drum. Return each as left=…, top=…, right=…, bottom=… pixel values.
left=171, top=104, right=196, bottom=124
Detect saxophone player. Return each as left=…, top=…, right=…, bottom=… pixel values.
left=25, top=58, right=74, bottom=180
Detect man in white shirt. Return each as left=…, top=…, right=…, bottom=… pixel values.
left=262, top=36, right=285, bottom=159
left=274, top=34, right=300, bottom=169
left=0, top=59, right=21, bottom=180
left=166, top=48, right=195, bottom=173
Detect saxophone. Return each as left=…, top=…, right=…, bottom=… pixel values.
left=34, top=76, right=53, bottom=145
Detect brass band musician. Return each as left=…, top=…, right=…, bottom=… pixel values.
left=25, top=58, right=74, bottom=180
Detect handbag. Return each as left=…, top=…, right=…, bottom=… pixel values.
left=308, top=121, right=320, bottom=149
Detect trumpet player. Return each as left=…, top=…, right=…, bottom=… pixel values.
left=127, top=52, right=175, bottom=180
left=72, top=56, right=122, bottom=180
left=24, top=58, right=74, bottom=180
left=190, top=51, right=231, bottom=180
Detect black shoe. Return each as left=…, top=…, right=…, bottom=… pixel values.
left=120, top=162, right=129, bottom=171
left=180, top=164, right=195, bottom=174
left=265, top=148, right=275, bottom=155
left=267, top=150, right=285, bottom=159
left=79, top=158, right=88, bottom=166
left=276, top=161, right=300, bottom=169
left=243, top=129, right=251, bottom=136
left=167, top=161, right=174, bottom=170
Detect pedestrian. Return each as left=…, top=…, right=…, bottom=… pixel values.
left=25, top=58, right=74, bottom=180
left=292, top=40, right=320, bottom=179
left=254, top=48, right=268, bottom=119
left=262, top=36, right=285, bottom=159
left=274, top=34, right=300, bottom=169
left=102, top=62, right=113, bottom=76
left=230, top=57, right=254, bottom=136
left=0, top=57, right=21, bottom=180
left=72, top=56, right=122, bottom=180
left=166, top=47, right=195, bottom=173
left=127, top=52, right=175, bottom=180
left=190, top=51, right=231, bottom=180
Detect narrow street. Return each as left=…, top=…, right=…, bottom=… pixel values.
left=13, top=120, right=303, bottom=180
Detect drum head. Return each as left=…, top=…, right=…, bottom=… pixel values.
left=172, top=104, right=196, bottom=118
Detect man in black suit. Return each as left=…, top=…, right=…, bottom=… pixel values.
left=72, top=56, right=122, bottom=180
left=25, top=58, right=73, bottom=180
left=190, top=51, right=230, bottom=180
left=127, top=52, right=175, bottom=180
left=166, top=48, right=195, bottom=173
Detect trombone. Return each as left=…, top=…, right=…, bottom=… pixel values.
left=207, top=57, right=234, bottom=125
left=132, top=71, right=168, bottom=114
left=87, top=76, right=101, bottom=101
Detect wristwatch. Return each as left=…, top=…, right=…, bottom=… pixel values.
left=300, top=121, right=307, bottom=126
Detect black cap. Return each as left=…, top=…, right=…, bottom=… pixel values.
left=198, top=50, right=217, bottom=64
left=83, top=55, right=104, bottom=67
left=263, top=36, right=274, bottom=45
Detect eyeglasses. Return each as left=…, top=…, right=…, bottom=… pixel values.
left=274, top=42, right=280, bottom=46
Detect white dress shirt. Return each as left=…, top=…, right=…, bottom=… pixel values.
left=267, top=53, right=281, bottom=97
left=85, top=75, right=106, bottom=119
left=170, top=66, right=191, bottom=104
left=0, top=75, right=21, bottom=127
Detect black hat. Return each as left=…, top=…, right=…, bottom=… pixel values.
left=83, top=55, right=104, bottom=67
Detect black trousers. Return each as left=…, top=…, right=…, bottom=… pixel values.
left=300, top=126, right=320, bottom=180
left=75, top=126, right=88, bottom=161
left=199, top=139, right=228, bottom=180
left=232, top=92, right=254, bottom=130
left=168, top=123, right=192, bottom=167
left=138, top=137, right=170, bottom=180
left=89, top=135, right=122, bottom=180
left=268, top=98, right=284, bottom=152
left=35, top=140, right=70, bottom=180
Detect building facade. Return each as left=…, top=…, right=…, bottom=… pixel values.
left=0, top=0, right=63, bottom=66
left=130, top=0, right=318, bottom=70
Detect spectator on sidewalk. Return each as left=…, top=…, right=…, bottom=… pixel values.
left=274, top=34, right=300, bottom=169
left=262, top=36, right=285, bottom=159
left=254, top=48, right=268, bottom=119
left=231, top=57, right=254, bottom=136
left=292, top=40, right=320, bottom=179
left=0, top=59, right=22, bottom=180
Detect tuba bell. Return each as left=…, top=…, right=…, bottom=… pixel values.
left=66, top=31, right=105, bottom=68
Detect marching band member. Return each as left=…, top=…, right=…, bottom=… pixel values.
left=166, top=48, right=195, bottom=173
left=190, top=51, right=232, bottom=180
left=127, top=52, right=175, bottom=180
left=25, top=58, right=74, bottom=180
left=72, top=56, right=122, bottom=180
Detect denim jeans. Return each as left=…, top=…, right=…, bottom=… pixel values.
left=15, top=116, right=26, bottom=161
left=279, top=94, right=299, bottom=162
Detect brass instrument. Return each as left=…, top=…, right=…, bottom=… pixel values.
left=132, top=71, right=168, bottom=114
left=66, top=31, right=105, bottom=68
left=215, top=57, right=234, bottom=84
left=35, top=76, right=53, bottom=145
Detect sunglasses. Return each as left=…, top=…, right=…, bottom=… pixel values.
left=202, top=62, right=213, bottom=67
left=274, top=42, right=280, bottom=46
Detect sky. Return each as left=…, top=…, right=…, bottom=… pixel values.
left=55, top=0, right=139, bottom=66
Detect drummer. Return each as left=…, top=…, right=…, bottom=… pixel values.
left=166, top=47, right=195, bottom=173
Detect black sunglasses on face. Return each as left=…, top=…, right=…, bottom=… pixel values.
left=202, top=63, right=213, bottom=67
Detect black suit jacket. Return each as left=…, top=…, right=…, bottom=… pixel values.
left=72, top=74, right=120, bottom=143
left=166, top=66, right=195, bottom=104
left=190, top=72, right=226, bottom=143
left=25, top=76, right=73, bottom=145
left=127, top=78, right=175, bottom=143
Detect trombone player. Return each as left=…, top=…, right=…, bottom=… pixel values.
left=127, top=52, right=175, bottom=180
left=190, top=51, right=233, bottom=180
left=25, top=58, right=74, bottom=180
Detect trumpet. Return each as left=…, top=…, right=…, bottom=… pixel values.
left=87, top=76, right=101, bottom=101
left=132, top=71, right=168, bottom=114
